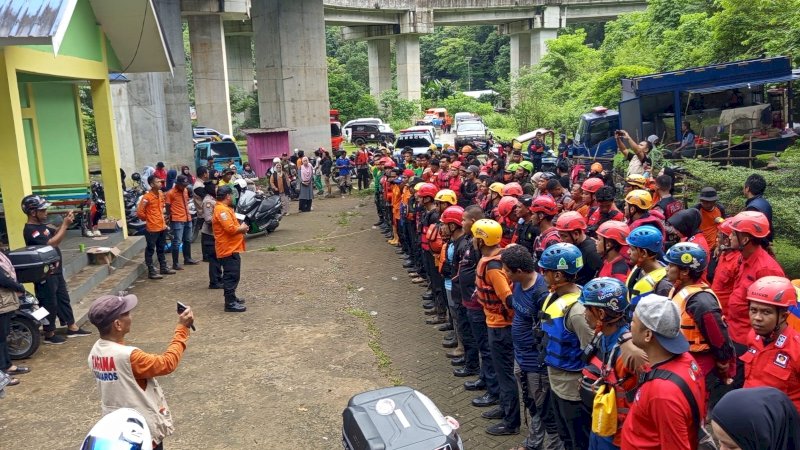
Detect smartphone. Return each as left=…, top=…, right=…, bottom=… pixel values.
left=176, top=302, right=196, bottom=331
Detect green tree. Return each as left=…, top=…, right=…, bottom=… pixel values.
left=589, top=65, right=653, bottom=107
left=327, top=57, right=378, bottom=123
left=711, top=0, right=800, bottom=65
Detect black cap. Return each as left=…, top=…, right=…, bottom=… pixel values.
left=216, top=185, right=233, bottom=199
left=176, top=175, right=189, bottom=186
left=698, top=187, right=718, bottom=201
left=156, top=162, right=165, bottom=168
left=519, top=195, right=534, bottom=207
left=430, top=158, right=440, bottom=166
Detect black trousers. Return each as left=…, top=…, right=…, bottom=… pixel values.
left=145, top=229, right=168, bottom=269
left=453, top=301, right=479, bottom=371
left=550, top=391, right=590, bottom=450
left=467, top=308, right=499, bottom=397
left=374, top=190, right=384, bottom=223
left=488, top=326, right=521, bottom=429
left=0, top=311, right=12, bottom=371
left=201, top=233, right=222, bottom=287
left=34, top=272, right=75, bottom=329
left=422, top=252, right=446, bottom=316
left=219, top=253, right=241, bottom=305
left=357, top=168, right=369, bottom=190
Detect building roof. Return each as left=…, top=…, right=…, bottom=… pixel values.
left=0, top=0, right=172, bottom=73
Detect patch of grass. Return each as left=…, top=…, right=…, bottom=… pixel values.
left=354, top=188, right=375, bottom=198
left=261, top=245, right=335, bottom=253
left=336, top=210, right=363, bottom=226
left=346, top=307, right=403, bottom=386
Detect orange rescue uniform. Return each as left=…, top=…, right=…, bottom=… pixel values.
left=212, top=202, right=245, bottom=259
left=137, top=190, right=167, bottom=232
left=165, top=188, right=190, bottom=222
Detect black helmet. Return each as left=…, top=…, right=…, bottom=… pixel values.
left=131, top=172, right=141, bottom=182
left=21, top=195, right=50, bottom=215
left=216, top=185, right=233, bottom=200
left=595, top=185, right=615, bottom=202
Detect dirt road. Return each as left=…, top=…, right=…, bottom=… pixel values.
left=0, top=193, right=518, bottom=449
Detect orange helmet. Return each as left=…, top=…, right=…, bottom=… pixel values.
left=555, top=211, right=587, bottom=232
left=730, top=211, right=770, bottom=238
left=747, top=276, right=798, bottom=308
left=497, top=196, right=519, bottom=218
left=502, top=182, right=523, bottom=197
left=440, top=205, right=465, bottom=226
left=581, top=178, right=605, bottom=194
left=531, top=196, right=558, bottom=216
left=625, top=174, right=648, bottom=189
left=461, top=144, right=473, bottom=154
left=597, top=220, right=630, bottom=246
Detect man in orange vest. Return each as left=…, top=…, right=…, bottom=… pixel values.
left=212, top=186, right=247, bottom=313
left=740, top=276, right=800, bottom=413
left=137, top=176, right=175, bottom=280
left=472, top=218, right=519, bottom=436
left=663, top=243, right=735, bottom=396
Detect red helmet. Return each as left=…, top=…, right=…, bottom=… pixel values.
left=416, top=183, right=438, bottom=198
left=450, top=161, right=463, bottom=170
left=531, top=196, right=558, bottom=216
left=596, top=220, right=630, bottom=246
left=502, top=182, right=523, bottom=197
left=440, top=205, right=465, bottom=225
left=555, top=211, right=587, bottom=232
left=497, top=196, right=519, bottom=218
left=379, top=157, right=393, bottom=166
left=717, top=217, right=734, bottom=235
left=730, top=211, right=770, bottom=238
left=581, top=178, right=605, bottom=194
left=746, top=276, right=798, bottom=308
left=384, top=159, right=396, bottom=168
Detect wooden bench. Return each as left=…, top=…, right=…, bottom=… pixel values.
left=31, top=183, right=92, bottom=215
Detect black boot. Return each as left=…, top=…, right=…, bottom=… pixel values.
left=225, top=300, right=247, bottom=312
left=160, top=265, right=176, bottom=275
left=148, top=266, right=163, bottom=280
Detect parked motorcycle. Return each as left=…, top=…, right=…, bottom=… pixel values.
left=235, top=184, right=282, bottom=237
left=8, top=292, right=45, bottom=360
left=124, top=173, right=146, bottom=236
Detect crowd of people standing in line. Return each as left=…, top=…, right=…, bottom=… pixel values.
left=368, top=134, right=800, bottom=450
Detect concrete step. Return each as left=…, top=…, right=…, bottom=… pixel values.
left=61, top=231, right=125, bottom=280
left=70, top=256, right=147, bottom=326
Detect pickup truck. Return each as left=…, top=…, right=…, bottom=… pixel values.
left=454, top=120, right=489, bottom=149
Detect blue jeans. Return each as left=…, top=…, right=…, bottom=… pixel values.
left=466, top=308, right=499, bottom=397
left=170, top=221, right=193, bottom=265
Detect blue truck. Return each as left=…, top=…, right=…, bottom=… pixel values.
left=573, top=56, right=799, bottom=160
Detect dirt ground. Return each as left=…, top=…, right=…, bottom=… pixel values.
left=0, top=192, right=519, bottom=449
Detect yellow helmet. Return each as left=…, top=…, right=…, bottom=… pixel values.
left=434, top=189, right=458, bottom=205
left=429, top=144, right=437, bottom=151
left=512, top=140, right=522, bottom=150
left=489, top=182, right=505, bottom=195
left=471, top=219, right=503, bottom=246
left=625, top=189, right=653, bottom=210
left=625, top=174, right=648, bottom=189
left=413, top=182, right=426, bottom=191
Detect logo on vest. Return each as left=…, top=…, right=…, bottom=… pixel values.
left=775, top=353, right=789, bottom=369
left=776, top=334, right=787, bottom=348
left=91, top=355, right=119, bottom=381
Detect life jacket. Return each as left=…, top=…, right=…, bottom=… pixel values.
left=475, top=254, right=511, bottom=320
left=420, top=209, right=438, bottom=251
left=670, top=284, right=721, bottom=353
left=581, top=333, right=635, bottom=433
left=540, top=291, right=584, bottom=371
left=626, top=265, right=668, bottom=309
left=426, top=222, right=443, bottom=254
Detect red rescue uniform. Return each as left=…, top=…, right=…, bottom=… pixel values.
left=710, top=249, right=740, bottom=311
left=727, top=246, right=785, bottom=344
left=741, top=326, right=800, bottom=414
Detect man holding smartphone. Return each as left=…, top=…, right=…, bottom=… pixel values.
left=212, top=186, right=247, bottom=312
left=87, top=293, right=194, bottom=450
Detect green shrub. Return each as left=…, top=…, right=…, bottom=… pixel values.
left=484, top=112, right=514, bottom=130
left=774, top=238, right=800, bottom=279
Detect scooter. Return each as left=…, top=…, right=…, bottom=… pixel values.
left=8, top=292, right=45, bottom=360
left=124, top=173, right=146, bottom=236
left=235, top=182, right=282, bottom=237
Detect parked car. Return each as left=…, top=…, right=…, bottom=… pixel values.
left=454, top=119, right=488, bottom=148
left=349, top=123, right=395, bottom=145
left=193, top=126, right=234, bottom=142
left=343, top=118, right=385, bottom=142
left=454, top=112, right=478, bottom=131
left=400, top=125, right=436, bottom=143
left=194, top=141, right=244, bottom=171
left=394, top=130, right=435, bottom=157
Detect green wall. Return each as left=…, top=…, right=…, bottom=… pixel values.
left=22, top=119, right=40, bottom=185
left=31, top=83, right=86, bottom=185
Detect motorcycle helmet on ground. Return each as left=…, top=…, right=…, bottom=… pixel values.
left=471, top=219, right=503, bottom=246
left=664, top=242, right=708, bottom=272
left=538, top=243, right=584, bottom=275
left=625, top=225, right=663, bottom=254
left=434, top=189, right=458, bottom=205
left=581, top=277, right=629, bottom=314
left=80, top=408, right=152, bottom=450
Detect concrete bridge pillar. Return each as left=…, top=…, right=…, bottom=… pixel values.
left=252, top=0, right=330, bottom=151
left=531, top=29, right=558, bottom=67
left=226, top=34, right=254, bottom=93
left=367, top=39, right=392, bottom=98
left=396, top=35, right=421, bottom=101
left=510, top=32, right=531, bottom=78
left=188, top=14, right=233, bottom=136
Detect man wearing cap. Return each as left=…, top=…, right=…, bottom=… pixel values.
left=212, top=186, right=247, bottom=312
left=458, top=165, right=479, bottom=208
left=137, top=176, right=176, bottom=280
left=165, top=175, right=199, bottom=270
left=622, top=294, right=707, bottom=450
left=692, top=187, right=725, bottom=252
left=87, top=294, right=194, bottom=450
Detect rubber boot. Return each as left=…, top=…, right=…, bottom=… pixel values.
left=387, top=224, right=400, bottom=245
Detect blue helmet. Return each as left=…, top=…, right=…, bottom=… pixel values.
left=538, top=243, right=584, bottom=275
left=626, top=225, right=663, bottom=254
left=664, top=242, right=708, bottom=271
left=580, top=277, right=629, bottom=314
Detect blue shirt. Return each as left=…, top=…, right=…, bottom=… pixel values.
left=511, top=274, right=550, bottom=373
left=335, top=157, right=351, bottom=176
left=444, top=242, right=455, bottom=291
left=745, top=195, right=774, bottom=241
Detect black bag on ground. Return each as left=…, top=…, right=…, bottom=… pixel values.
left=342, top=386, right=463, bottom=450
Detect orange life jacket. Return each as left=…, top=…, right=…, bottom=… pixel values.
left=670, top=283, right=721, bottom=353
left=475, top=254, right=509, bottom=319
left=426, top=223, right=443, bottom=254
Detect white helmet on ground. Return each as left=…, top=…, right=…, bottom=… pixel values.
left=80, top=408, right=152, bottom=450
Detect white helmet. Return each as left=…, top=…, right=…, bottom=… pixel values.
left=81, top=408, right=152, bottom=450
left=273, top=157, right=281, bottom=164
left=234, top=178, right=248, bottom=190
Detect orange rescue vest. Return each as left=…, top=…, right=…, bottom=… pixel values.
left=670, top=283, right=721, bottom=353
